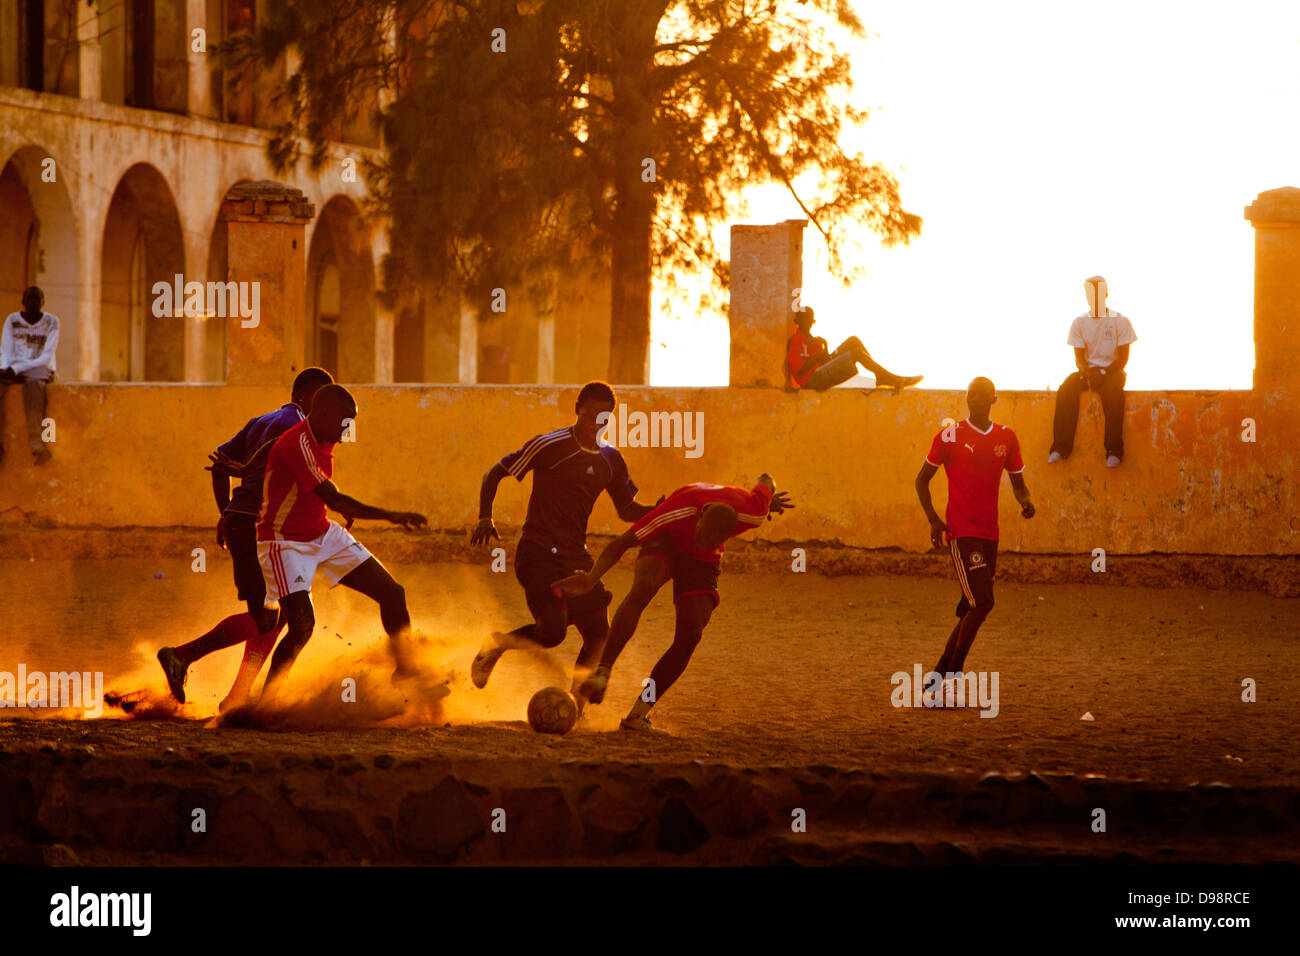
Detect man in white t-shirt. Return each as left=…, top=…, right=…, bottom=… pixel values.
left=1049, top=276, right=1136, bottom=468
left=0, top=286, right=59, bottom=465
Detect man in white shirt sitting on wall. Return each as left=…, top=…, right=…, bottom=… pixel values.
left=1048, top=275, right=1137, bottom=469
left=0, top=285, right=59, bottom=466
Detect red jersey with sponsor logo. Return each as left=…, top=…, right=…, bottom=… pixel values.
left=925, top=419, right=1024, bottom=541
left=256, top=419, right=335, bottom=542
left=630, top=482, right=774, bottom=562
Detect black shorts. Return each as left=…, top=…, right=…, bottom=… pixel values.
left=950, top=536, right=997, bottom=615
left=515, top=539, right=612, bottom=622
left=224, top=512, right=264, bottom=603
left=638, top=539, right=721, bottom=607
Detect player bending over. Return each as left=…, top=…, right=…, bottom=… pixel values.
left=915, top=377, right=1034, bottom=704
left=555, top=477, right=794, bottom=733
left=157, top=367, right=333, bottom=711
left=469, top=381, right=659, bottom=704
left=236, top=385, right=427, bottom=712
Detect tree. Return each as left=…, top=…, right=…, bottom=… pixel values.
left=230, top=0, right=921, bottom=384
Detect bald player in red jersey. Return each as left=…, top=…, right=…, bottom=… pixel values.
left=234, top=384, right=427, bottom=712
left=915, top=377, right=1035, bottom=703
left=555, top=476, right=794, bottom=732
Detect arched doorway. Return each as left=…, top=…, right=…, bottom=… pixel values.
left=0, top=145, right=81, bottom=378
left=306, top=196, right=375, bottom=383
left=99, top=163, right=185, bottom=381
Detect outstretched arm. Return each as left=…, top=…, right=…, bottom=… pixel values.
left=314, top=480, right=426, bottom=529
left=915, top=462, right=946, bottom=549
left=553, top=529, right=638, bottom=596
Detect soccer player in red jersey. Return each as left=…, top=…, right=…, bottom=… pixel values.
left=915, top=377, right=1035, bottom=701
left=556, top=476, right=794, bottom=733
left=157, top=367, right=334, bottom=712
left=237, top=384, right=427, bottom=711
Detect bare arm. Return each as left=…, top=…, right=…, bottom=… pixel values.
left=915, top=462, right=946, bottom=549
left=1107, top=343, right=1130, bottom=374
left=553, top=529, right=638, bottom=596
left=472, top=463, right=509, bottom=544
left=1074, top=347, right=1089, bottom=374
left=314, top=480, right=426, bottom=528
left=1008, top=472, right=1035, bottom=518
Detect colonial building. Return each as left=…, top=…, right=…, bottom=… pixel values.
left=0, top=0, right=610, bottom=385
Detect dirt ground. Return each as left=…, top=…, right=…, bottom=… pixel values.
left=1, top=556, right=1297, bottom=864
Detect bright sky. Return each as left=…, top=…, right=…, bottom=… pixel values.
left=650, top=0, right=1300, bottom=389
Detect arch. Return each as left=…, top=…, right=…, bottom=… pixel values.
left=99, top=163, right=185, bottom=381
left=0, top=144, right=81, bottom=379
left=306, top=195, right=375, bottom=383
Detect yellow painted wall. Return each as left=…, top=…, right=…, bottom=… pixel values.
left=0, top=383, right=1292, bottom=555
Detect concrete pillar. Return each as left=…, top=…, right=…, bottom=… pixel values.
left=728, top=219, right=806, bottom=387
left=458, top=296, right=477, bottom=384
left=186, top=0, right=212, bottom=118
left=77, top=0, right=102, bottom=101
left=374, top=306, right=395, bottom=383
left=220, top=181, right=315, bottom=386
left=1245, top=187, right=1300, bottom=394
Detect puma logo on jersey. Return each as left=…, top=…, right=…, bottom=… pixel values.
left=963, top=443, right=975, bottom=453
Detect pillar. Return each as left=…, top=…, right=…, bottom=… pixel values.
left=220, top=181, right=315, bottom=386
left=728, top=219, right=806, bottom=387
left=1245, top=187, right=1300, bottom=393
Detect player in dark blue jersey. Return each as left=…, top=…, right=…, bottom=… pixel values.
left=471, top=381, right=659, bottom=703
left=156, top=367, right=334, bottom=710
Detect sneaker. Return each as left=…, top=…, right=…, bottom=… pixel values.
left=620, top=714, right=670, bottom=735
left=578, top=664, right=611, bottom=704
left=470, top=635, right=507, bottom=689
left=1047, top=451, right=1063, bottom=464
left=877, top=373, right=923, bottom=390
left=1105, top=455, right=1122, bottom=468
left=156, top=647, right=188, bottom=703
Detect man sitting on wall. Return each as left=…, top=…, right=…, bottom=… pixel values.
left=1048, top=275, right=1137, bottom=468
left=0, top=286, right=59, bottom=465
left=786, top=307, right=922, bottom=391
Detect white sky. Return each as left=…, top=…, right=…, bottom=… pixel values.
left=650, top=0, right=1300, bottom=389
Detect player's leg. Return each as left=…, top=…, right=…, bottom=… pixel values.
left=22, top=369, right=53, bottom=462
left=622, top=589, right=715, bottom=732
left=472, top=544, right=572, bottom=688
left=219, top=516, right=286, bottom=711
left=803, top=351, right=859, bottom=391
left=1050, top=371, right=1086, bottom=460
left=259, top=591, right=315, bottom=705
left=947, top=538, right=995, bottom=673
left=579, top=550, right=669, bottom=703
left=157, top=514, right=266, bottom=703
left=837, top=336, right=921, bottom=388
left=336, top=556, right=418, bottom=676
left=1100, top=369, right=1126, bottom=462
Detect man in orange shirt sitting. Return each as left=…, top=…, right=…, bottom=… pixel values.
left=786, top=307, right=922, bottom=391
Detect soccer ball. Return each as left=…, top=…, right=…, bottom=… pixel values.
left=527, top=686, right=578, bottom=735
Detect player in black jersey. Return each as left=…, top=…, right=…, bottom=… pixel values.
left=470, top=381, right=659, bottom=703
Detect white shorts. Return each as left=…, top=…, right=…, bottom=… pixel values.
left=258, top=521, right=373, bottom=605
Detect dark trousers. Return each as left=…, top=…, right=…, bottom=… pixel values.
left=0, top=368, right=53, bottom=454
left=1051, top=369, right=1126, bottom=458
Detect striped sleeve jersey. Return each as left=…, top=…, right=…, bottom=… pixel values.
left=630, top=482, right=773, bottom=562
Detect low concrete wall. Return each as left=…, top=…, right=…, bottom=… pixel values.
left=0, top=383, right=1294, bottom=555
